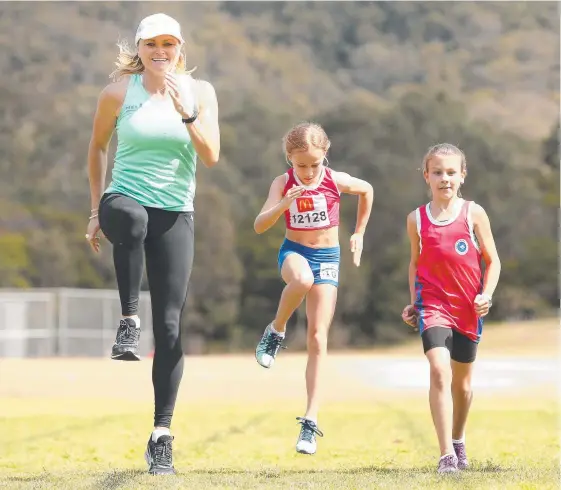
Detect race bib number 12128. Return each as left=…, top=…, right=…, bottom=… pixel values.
left=289, top=195, right=330, bottom=229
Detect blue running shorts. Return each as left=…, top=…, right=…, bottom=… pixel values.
left=277, top=238, right=340, bottom=287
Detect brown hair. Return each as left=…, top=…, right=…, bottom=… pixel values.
left=283, top=122, right=331, bottom=158
left=109, top=39, right=195, bottom=81
left=422, top=143, right=467, bottom=197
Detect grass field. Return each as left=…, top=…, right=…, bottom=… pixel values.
left=1, top=319, right=559, bottom=489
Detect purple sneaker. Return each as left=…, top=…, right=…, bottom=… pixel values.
left=437, top=453, right=458, bottom=474
left=453, top=441, right=469, bottom=469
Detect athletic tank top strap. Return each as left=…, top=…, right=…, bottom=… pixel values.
left=116, top=74, right=145, bottom=126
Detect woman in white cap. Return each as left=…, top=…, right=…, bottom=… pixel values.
left=86, top=13, right=220, bottom=475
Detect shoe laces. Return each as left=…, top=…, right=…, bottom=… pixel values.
left=296, top=417, right=324, bottom=443
left=439, top=454, right=457, bottom=468
left=453, top=442, right=467, bottom=459
left=258, top=328, right=286, bottom=357
left=116, top=320, right=139, bottom=346
left=152, top=437, right=173, bottom=467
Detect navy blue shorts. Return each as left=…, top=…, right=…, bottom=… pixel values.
left=277, top=238, right=340, bottom=287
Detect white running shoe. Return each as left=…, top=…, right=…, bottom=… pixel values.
left=295, top=417, right=324, bottom=455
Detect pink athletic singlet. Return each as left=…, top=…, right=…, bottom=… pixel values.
left=414, top=200, right=484, bottom=342
left=283, top=167, right=340, bottom=231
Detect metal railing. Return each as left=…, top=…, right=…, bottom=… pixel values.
left=0, top=288, right=153, bottom=358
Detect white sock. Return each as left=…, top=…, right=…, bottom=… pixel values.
left=123, top=315, right=140, bottom=328
left=452, top=437, right=465, bottom=444
left=269, top=323, right=285, bottom=338
left=152, top=427, right=170, bottom=442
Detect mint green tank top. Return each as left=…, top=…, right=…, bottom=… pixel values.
left=105, top=74, right=198, bottom=212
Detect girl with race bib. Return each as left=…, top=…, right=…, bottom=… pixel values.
left=253, top=122, right=374, bottom=455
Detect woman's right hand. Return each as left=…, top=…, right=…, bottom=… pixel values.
left=85, top=217, right=102, bottom=253
left=280, top=185, right=305, bottom=210
left=401, top=304, right=419, bottom=330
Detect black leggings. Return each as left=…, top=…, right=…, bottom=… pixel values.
left=99, top=193, right=194, bottom=428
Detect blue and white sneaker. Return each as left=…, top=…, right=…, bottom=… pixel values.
left=295, top=417, right=324, bottom=455
left=255, top=323, right=286, bottom=368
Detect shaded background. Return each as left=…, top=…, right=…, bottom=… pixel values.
left=0, top=1, right=558, bottom=355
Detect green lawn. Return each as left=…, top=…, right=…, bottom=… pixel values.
left=1, top=398, right=558, bottom=489
left=2, top=319, right=558, bottom=489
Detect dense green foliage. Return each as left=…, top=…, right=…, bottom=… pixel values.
left=0, top=2, right=558, bottom=351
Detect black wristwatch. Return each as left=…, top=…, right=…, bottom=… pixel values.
left=182, top=109, right=199, bottom=125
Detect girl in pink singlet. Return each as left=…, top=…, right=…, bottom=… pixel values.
left=402, top=143, right=501, bottom=474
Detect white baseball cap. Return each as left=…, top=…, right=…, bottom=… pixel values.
left=135, top=13, right=184, bottom=45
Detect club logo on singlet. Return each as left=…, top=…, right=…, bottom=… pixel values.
left=455, top=239, right=469, bottom=255
left=289, top=195, right=330, bottom=229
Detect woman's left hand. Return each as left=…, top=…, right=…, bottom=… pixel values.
left=350, top=233, right=363, bottom=267
left=165, top=73, right=197, bottom=119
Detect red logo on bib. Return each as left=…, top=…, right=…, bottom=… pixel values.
left=296, top=197, right=315, bottom=212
